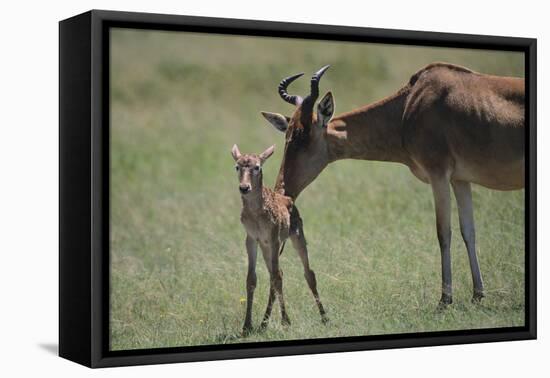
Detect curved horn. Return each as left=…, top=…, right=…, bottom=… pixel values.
left=310, top=65, right=330, bottom=100
left=278, top=72, right=304, bottom=106
left=299, top=65, right=330, bottom=125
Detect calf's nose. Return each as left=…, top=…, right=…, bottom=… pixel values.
left=239, top=184, right=251, bottom=194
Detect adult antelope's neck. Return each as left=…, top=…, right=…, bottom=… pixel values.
left=326, top=87, right=411, bottom=165
left=274, top=86, right=412, bottom=201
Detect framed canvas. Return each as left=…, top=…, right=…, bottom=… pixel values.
left=59, top=9, right=537, bottom=368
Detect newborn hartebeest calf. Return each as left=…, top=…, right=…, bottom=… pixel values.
left=231, top=144, right=327, bottom=335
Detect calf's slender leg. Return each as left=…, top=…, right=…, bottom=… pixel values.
left=431, top=175, right=453, bottom=306
left=242, top=235, right=257, bottom=335
left=260, top=285, right=276, bottom=329
left=451, top=180, right=484, bottom=302
left=290, top=222, right=328, bottom=323
left=271, top=239, right=291, bottom=326
left=259, top=244, right=276, bottom=328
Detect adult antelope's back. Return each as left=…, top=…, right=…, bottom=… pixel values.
left=261, top=63, right=525, bottom=306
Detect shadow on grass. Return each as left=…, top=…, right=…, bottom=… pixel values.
left=214, top=325, right=273, bottom=344
left=214, top=331, right=244, bottom=344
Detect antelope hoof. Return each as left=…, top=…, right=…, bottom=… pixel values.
left=260, top=320, right=269, bottom=330
left=437, top=293, right=453, bottom=309
left=242, top=323, right=253, bottom=337
left=472, top=290, right=485, bottom=303
left=321, top=316, right=330, bottom=325
left=281, top=315, right=291, bottom=327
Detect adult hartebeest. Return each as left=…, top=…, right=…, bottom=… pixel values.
left=261, top=63, right=524, bottom=306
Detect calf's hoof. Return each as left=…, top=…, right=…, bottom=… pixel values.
left=472, top=291, right=485, bottom=303
left=437, top=293, right=453, bottom=310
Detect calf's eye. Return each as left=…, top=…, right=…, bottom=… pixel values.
left=254, top=166, right=261, bottom=172
left=235, top=165, right=240, bottom=171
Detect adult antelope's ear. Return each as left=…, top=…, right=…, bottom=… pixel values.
left=231, top=144, right=241, bottom=162
left=317, top=91, right=335, bottom=128
left=261, top=111, right=289, bottom=133
left=259, top=145, right=275, bottom=163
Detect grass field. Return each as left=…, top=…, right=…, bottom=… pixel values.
left=109, top=29, right=525, bottom=351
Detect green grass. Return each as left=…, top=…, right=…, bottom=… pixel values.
left=109, top=28, right=525, bottom=351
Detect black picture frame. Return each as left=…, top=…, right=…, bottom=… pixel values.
left=59, top=9, right=537, bottom=368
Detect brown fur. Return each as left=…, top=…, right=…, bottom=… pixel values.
left=235, top=153, right=293, bottom=234
left=264, top=62, right=525, bottom=306
left=274, top=63, right=524, bottom=197
left=244, top=186, right=293, bottom=228
left=232, top=146, right=327, bottom=334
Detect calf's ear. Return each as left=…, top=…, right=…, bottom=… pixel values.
left=231, top=144, right=241, bottom=161
left=261, top=111, right=289, bottom=133
left=259, top=145, right=275, bottom=163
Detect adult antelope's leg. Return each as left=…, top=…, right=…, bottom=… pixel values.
left=451, top=180, right=484, bottom=302
left=431, top=175, right=453, bottom=306
left=271, top=239, right=291, bottom=326
left=242, top=235, right=258, bottom=335
left=290, top=222, right=328, bottom=323
left=259, top=244, right=276, bottom=329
